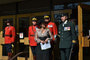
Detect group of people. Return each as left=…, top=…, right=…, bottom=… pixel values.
left=4, top=14, right=76, bottom=60
left=29, top=15, right=57, bottom=60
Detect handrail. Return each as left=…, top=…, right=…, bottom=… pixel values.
left=10, top=51, right=28, bottom=60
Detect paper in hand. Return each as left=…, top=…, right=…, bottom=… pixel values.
left=40, top=40, right=51, bottom=50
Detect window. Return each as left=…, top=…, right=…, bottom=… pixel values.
left=19, top=17, right=29, bottom=37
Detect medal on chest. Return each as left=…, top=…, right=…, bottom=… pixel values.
left=64, top=27, right=70, bottom=31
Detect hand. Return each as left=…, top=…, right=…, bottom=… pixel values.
left=45, top=40, right=48, bottom=43
left=57, top=35, right=60, bottom=37
left=45, top=38, right=49, bottom=43
left=12, top=43, right=14, bottom=48
left=41, top=41, right=45, bottom=44
left=72, top=40, right=76, bottom=45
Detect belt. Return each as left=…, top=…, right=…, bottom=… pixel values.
left=30, top=35, right=35, bottom=36
left=5, top=35, right=12, bottom=37
left=39, top=37, right=47, bottom=41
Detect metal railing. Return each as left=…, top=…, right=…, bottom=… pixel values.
left=10, top=51, right=29, bottom=60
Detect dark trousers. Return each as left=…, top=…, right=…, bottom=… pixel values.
left=60, top=48, right=71, bottom=60
left=31, top=46, right=37, bottom=56
left=49, top=43, right=54, bottom=60
left=5, top=44, right=12, bottom=53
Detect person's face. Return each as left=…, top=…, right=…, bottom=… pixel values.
left=44, top=18, right=50, bottom=23
left=41, top=24, right=46, bottom=28
left=7, top=22, right=10, bottom=26
left=32, top=21, right=37, bottom=25
left=61, top=16, right=67, bottom=22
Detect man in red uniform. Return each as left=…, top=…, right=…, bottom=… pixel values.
left=44, top=15, right=58, bottom=60
left=44, top=15, right=58, bottom=41
left=28, top=17, right=38, bottom=60
left=4, top=20, right=15, bottom=60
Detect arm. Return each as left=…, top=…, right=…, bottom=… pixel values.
left=57, top=25, right=61, bottom=38
left=70, top=22, right=77, bottom=43
left=48, top=29, right=53, bottom=40
left=35, top=31, right=42, bottom=43
left=45, top=29, right=53, bottom=42
left=53, top=23, right=58, bottom=40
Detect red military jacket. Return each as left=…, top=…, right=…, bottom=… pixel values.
left=5, top=26, right=15, bottom=44
left=46, top=22, right=58, bottom=40
left=28, top=25, right=37, bottom=46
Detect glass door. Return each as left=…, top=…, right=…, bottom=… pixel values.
left=17, top=14, right=30, bottom=44
left=17, top=14, right=30, bottom=60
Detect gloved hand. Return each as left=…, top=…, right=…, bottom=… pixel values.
left=54, top=35, right=60, bottom=40
left=11, top=43, right=14, bottom=53
left=72, top=40, right=76, bottom=45
left=53, top=35, right=60, bottom=44
left=11, top=43, right=14, bottom=48
left=57, top=35, right=60, bottom=38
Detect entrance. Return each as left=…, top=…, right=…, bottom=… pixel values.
left=78, top=4, right=90, bottom=60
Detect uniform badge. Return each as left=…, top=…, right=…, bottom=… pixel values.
left=64, top=27, right=70, bottom=31
left=48, top=25, right=53, bottom=27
